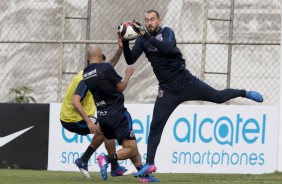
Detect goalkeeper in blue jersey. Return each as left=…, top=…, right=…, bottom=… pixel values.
left=120, top=10, right=264, bottom=177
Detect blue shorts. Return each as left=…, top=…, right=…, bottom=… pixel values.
left=60, top=117, right=96, bottom=135
left=98, top=111, right=136, bottom=145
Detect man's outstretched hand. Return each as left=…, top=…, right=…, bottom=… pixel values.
left=132, top=20, right=146, bottom=36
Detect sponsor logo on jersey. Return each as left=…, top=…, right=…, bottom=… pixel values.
left=84, top=69, right=97, bottom=79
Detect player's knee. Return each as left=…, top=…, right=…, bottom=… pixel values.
left=211, top=93, right=226, bottom=104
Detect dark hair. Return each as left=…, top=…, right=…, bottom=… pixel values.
left=146, top=10, right=160, bottom=19
left=102, top=54, right=106, bottom=61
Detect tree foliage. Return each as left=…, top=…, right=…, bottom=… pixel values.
left=9, top=86, right=36, bottom=103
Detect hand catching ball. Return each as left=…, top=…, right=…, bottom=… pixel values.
left=118, top=21, right=139, bottom=41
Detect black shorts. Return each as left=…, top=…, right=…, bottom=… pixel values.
left=60, top=117, right=96, bottom=135
left=98, top=111, right=136, bottom=145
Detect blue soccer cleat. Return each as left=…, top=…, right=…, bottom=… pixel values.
left=140, top=175, right=160, bottom=183
left=96, top=155, right=109, bottom=180
left=245, top=91, right=264, bottom=103
left=110, top=165, right=134, bottom=177
left=134, top=163, right=157, bottom=177
left=75, top=158, right=90, bottom=179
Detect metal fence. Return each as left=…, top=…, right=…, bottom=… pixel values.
left=0, top=0, right=280, bottom=105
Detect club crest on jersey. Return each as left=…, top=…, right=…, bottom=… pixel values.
left=158, top=89, right=164, bottom=98
left=155, top=34, right=163, bottom=41
left=129, top=130, right=135, bottom=138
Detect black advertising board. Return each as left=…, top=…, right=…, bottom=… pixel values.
left=0, top=103, right=49, bottom=170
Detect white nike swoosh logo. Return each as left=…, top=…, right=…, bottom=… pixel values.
left=0, top=126, right=34, bottom=147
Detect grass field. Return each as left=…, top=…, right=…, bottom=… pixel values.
left=1, top=169, right=282, bottom=184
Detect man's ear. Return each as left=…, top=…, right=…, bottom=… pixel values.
left=158, top=19, right=162, bottom=26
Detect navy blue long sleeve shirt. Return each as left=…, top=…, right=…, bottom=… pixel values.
left=123, top=27, right=192, bottom=92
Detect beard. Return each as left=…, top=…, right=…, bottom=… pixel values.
left=147, top=25, right=159, bottom=34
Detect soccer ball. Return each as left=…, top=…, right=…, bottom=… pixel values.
left=119, top=21, right=139, bottom=41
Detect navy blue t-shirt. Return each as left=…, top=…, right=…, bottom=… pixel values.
left=83, top=63, right=126, bottom=117
left=123, top=27, right=193, bottom=92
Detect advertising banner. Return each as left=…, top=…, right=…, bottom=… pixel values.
left=0, top=103, right=49, bottom=170
left=48, top=103, right=278, bottom=174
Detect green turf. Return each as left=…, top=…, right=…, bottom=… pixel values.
left=1, top=169, right=282, bottom=184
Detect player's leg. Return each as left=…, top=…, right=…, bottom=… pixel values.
left=148, top=91, right=181, bottom=162
left=103, top=139, right=119, bottom=172
left=135, top=90, right=181, bottom=177
left=75, top=133, right=105, bottom=179
left=180, top=77, right=263, bottom=103
left=99, top=138, right=160, bottom=182
left=96, top=111, right=135, bottom=180
left=97, top=139, right=137, bottom=181
left=104, top=139, right=134, bottom=177
left=121, top=139, right=160, bottom=183
left=61, top=118, right=104, bottom=179
left=96, top=111, right=160, bottom=182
